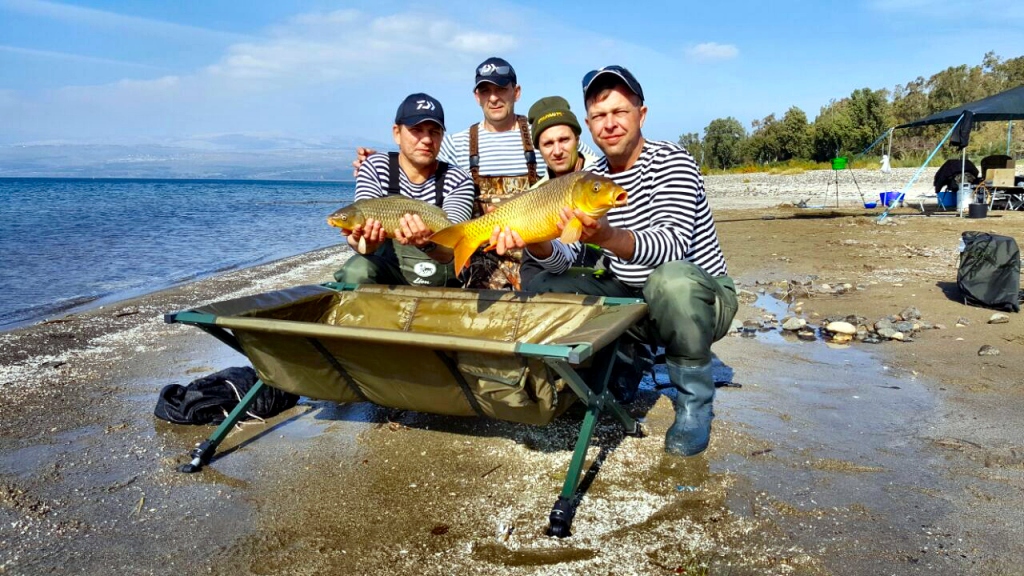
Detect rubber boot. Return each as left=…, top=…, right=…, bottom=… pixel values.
left=665, top=360, right=715, bottom=457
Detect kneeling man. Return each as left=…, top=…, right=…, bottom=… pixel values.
left=333, top=93, right=475, bottom=287
left=495, top=67, right=738, bottom=457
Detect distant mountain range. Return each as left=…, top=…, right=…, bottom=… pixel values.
left=0, top=134, right=395, bottom=180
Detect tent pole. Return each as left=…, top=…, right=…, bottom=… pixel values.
left=886, top=128, right=894, bottom=188
left=877, top=114, right=964, bottom=223
left=1009, top=122, right=1014, bottom=156
left=960, top=147, right=967, bottom=217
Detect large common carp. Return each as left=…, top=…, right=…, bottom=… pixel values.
left=327, top=196, right=451, bottom=253
left=429, top=172, right=627, bottom=275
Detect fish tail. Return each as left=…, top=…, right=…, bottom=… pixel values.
left=430, top=224, right=480, bottom=275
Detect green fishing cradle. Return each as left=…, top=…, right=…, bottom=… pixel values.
left=165, top=283, right=650, bottom=537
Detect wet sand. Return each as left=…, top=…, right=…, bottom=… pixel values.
left=2, top=169, right=1023, bottom=575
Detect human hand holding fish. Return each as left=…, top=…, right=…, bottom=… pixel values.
left=557, top=207, right=635, bottom=260
left=393, top=213, right=435, bottom=247
left=344, top=218, right=387, bottom=255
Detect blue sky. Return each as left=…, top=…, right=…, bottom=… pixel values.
left=1, top=0, right=1022, bottom=147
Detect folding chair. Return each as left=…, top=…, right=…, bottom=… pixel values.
left=165, top=283, right=650, bottom=537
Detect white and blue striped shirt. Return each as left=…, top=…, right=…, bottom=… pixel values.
left=355, top=153, right=475, bottom=224
left=537, top=140, right=728, bottom=288
left=439, top=121, right=596, bottom=176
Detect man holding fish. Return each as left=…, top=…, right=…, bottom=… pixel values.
left=481, top=66, right=739, bottom=458
left=330, top=93, right=475, bottom=287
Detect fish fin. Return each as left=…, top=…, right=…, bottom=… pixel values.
left=560, top=219, right=583, bottom=244
left=452, top=239, right=479, bottom=275
left=431, top=224, right=479, bottom=275
left=428, top=223, right=463, bottom=249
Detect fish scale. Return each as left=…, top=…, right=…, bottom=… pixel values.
left=430, top=171, right=628, bottom=275
left=326, top=196, right=451, bottom=234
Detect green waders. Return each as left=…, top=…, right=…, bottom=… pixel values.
left=526, top=260, right=738, bottom=455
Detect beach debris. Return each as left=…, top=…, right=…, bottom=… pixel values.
left=978, top=345, right=1000, bottom=356
left=988, top=313, right=1010, bottom=324
left=114, top=307, right=139, bottom=318
left=133, top=496, right=145, bottom=517
left=782, top=317, right=805, bottom=331
left=956, top=317, right=971, bottom=327
left=430, top=524, right=450, bottom=535
left=825, top=321, right=857, bottom=335
left=481, top=464, right=502, bottom=478
left=430, top=172, right=627, bottom=275
left=796, top=329, right=817, bottom=341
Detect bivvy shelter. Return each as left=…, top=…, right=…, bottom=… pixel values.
left=165, top=283, right=651, bottom=537
left=877, top=84, right=1024, bottom=222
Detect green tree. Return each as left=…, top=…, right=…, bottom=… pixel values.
left=811, top=100, right=854, bottom=161
left=677, top=132, right=705, bottom=165
left=745, top=114, right=781, bottom=164
left=845, top=87, right=891, bottom=153
left=778, top=107, right=812, bottom=160
left=703, top=117, right=746, bottom=169
left=891, top=76, right=928, bottom=126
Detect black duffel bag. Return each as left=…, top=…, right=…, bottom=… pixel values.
left=155, top=366, right=299, bottom=425
left=956, top=231, right=1021, bottom=312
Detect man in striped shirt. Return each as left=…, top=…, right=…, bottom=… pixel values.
left=333, top=93, right=475, bottom=287
left=494, top=66, right=738, bottom=457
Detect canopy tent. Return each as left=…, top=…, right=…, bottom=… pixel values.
left=877, top=84, right=1024, bottom=221
left=896, top=85, right=1024, bottom=128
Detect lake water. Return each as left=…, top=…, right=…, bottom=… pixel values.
left=0, top=178, right=354, bottom=331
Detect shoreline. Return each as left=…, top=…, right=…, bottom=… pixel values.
left=2, top=170, right=1022, bottom=575
left=0, top=241, right=348, bottom=334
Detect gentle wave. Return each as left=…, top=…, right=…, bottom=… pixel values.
left=0, top=178, right=355, bottom=331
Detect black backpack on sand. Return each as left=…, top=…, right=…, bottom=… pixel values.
left=154, top=366, right=299, bottom=425
left=956, top=231, right=1021, bottom=313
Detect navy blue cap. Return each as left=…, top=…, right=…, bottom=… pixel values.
left=582, top=65, right=644, bottom=103
left=474, top=57, right=516, bottom=88
left=394, top=93, right=445, bottom=130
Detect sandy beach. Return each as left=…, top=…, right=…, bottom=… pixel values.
left=2, top=167, right=1023, bottom=575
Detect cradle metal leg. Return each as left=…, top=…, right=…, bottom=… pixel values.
left=544, top=342, right=643, bottom=537
left=178, top=379, right=266, bottom=473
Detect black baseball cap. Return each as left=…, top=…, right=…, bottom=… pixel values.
left=394, top=93, right=445, bottom=130
left=582, top=65, right=644, bottom=103
left=474, top=57, right=516, bottom=89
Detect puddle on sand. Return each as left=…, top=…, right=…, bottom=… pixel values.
left=709, top=295, right=972, bottom=573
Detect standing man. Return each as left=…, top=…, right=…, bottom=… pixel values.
left=435, top=57, right=542, bottom=289
left=494, top=66, right=738, bottom=457
left=333, top=93, right=475, bottom=287
left=526, top=95, right=599, bottom=185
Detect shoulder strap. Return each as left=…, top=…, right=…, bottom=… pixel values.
left=386, top=152, right=401, bottom=195
left=433, top=162, right=449, bottom=207
left=468, top=123, right=481, bottom=189
left=389, top=150, right=448, bottom=208
left=517, top=115, right=539, bottom=185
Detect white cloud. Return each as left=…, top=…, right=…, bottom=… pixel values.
left=0, top=44, right=164, bottom=70
left=0, top=0, right=250, bottom=43
left=686, top=42, right=739, bottom=62
left=204, top=10, right=518, bottom=85
left=0, top=7, right=523, bottom=142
